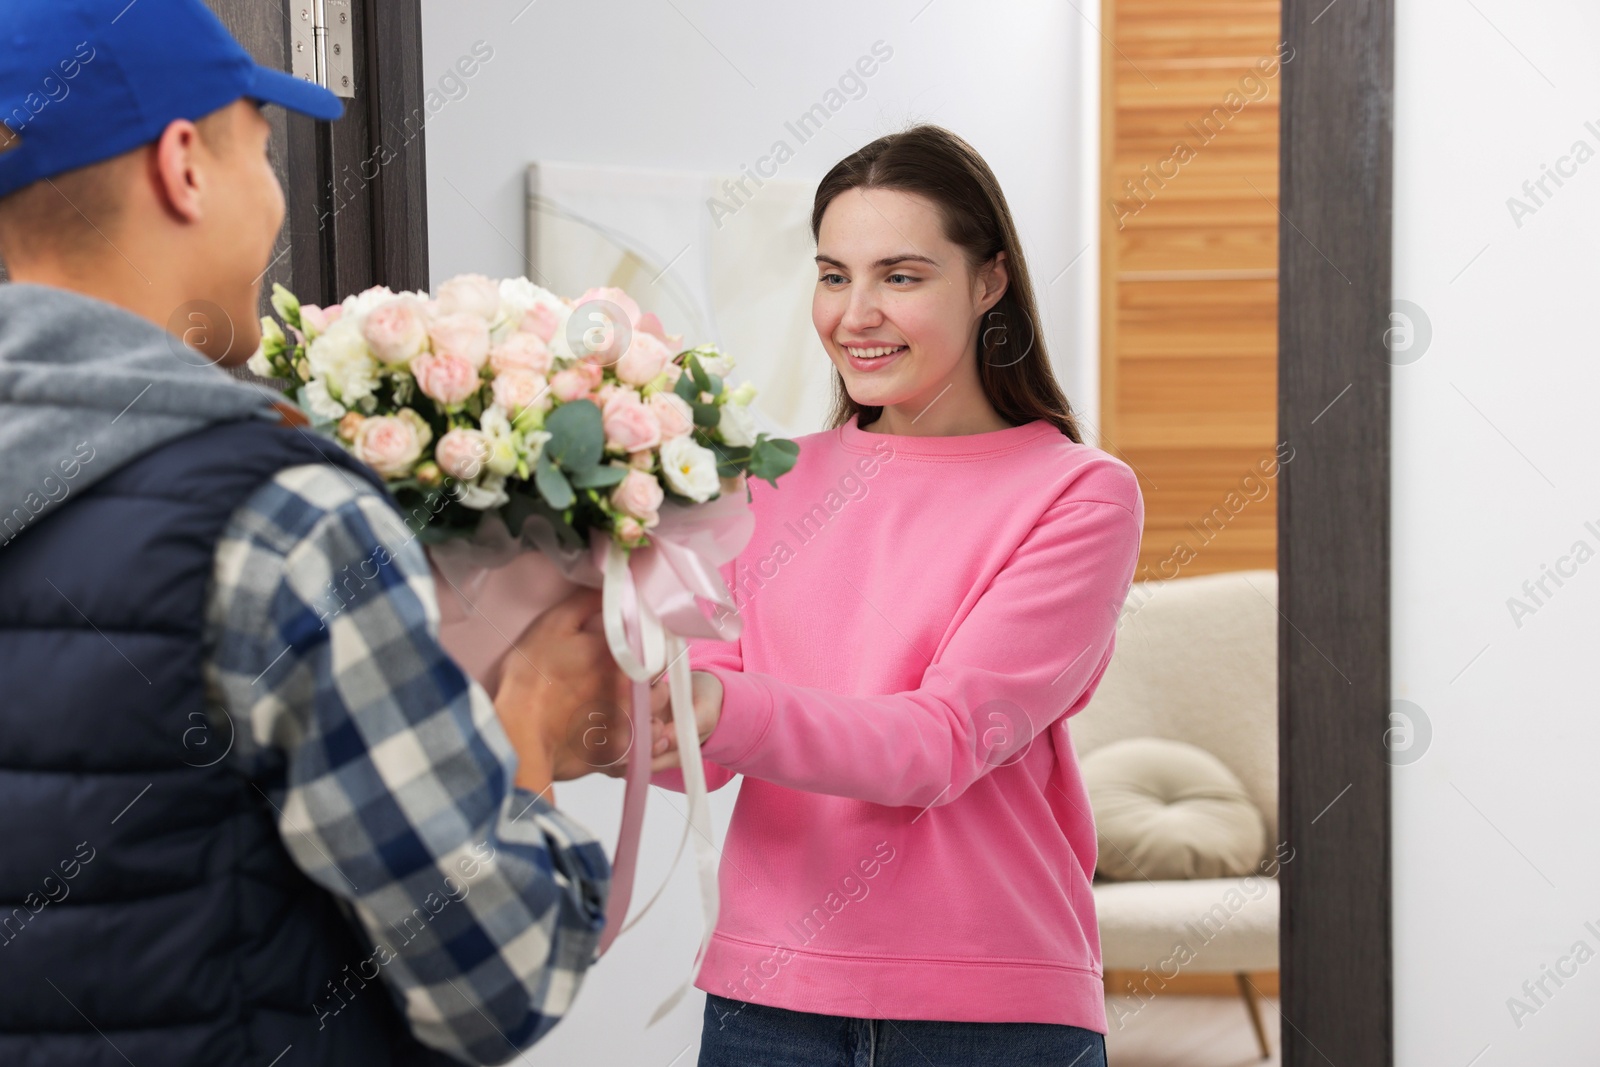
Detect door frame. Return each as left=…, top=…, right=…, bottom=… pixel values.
left=1096, top=0, right=1395, bottom=1062
left=1277, top=0, right=1393, bottom=1063
left=301, top=2, right=1402, bottom=1057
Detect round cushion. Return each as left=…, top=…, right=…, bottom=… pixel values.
left=1081, top=737, right=1265, bottom=882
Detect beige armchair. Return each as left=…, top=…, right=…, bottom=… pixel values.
left=1068, top=569, right=1280, bottom=1058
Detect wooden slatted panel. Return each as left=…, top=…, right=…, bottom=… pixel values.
left=1100, top=0, right=1281, bottom=579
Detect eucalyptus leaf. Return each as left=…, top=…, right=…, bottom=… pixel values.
left=692, top=402, right=720, bottom=428
left=535, top=454, right=575, bottom=509
left=687, top=353, right=711, bottom=391
left=569, top=464, right=629, bottom=489
left=748, top=436, right=800, bottom=486
left=544, top=399, right=604, bottom=471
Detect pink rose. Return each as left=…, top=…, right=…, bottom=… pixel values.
left=595, top=382, right=625, bottom=408
left=610, top=468, right=664, bottom=526
left=647, top=391, right=694, bottom=439
left=351, top=414, right=423, bottom=477
left=521, top=304, right=562, bottom=342
left=570, top=286, right=642, bottom=364
left=336, top=411, right=366, bottom=442
left=488, top=331, right=553, bottom=376
left=615, top=516, right=647, bottom=545
left=436, top=273, right=501, bottom=320
left=410, top=351, right=482, bottom=408
left=601, top=390, right=662, bottom=454
left=435, top=428, right=492, bottom=481
left=549, top=367, right=594, bottom=403
left=302, top=303, right=341, bottom=336
left=572, top=286, right=642, bottom=328
left=491, top=368, right=550, bottom=415
left=427, top=312, right=491, bottom=368
left=362, top=297, right=429, bottom=366
left=662, top=361, right=683, bottom=385
left=616, top=330, right=672, bottom=385
left=638, top=310, right=684, bottom=349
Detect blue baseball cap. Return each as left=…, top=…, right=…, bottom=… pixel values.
left=0, top=0, right=343, bottom=199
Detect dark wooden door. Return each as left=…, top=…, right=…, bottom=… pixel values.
left=204, top=0, right=430, bottom=312
left=0, top=3, right=430, bottom=304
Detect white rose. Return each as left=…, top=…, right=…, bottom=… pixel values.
left=542, top=304, right=578, bottom=362
left=717, top=400, right=758, bottom=447
left=302, top=379, right=347, bottom=421
left=306, top=319, right=379, bottom=404
left=498, top=276, right=567, bottom=323
left=339, top=285, right=399, bottom=322
left=660, top=435, right=721, bottom=503
left=436, top=274, right=502, bottom=321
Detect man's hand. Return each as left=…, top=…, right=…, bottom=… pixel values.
left=494, top=587, right=635, bottom=795
left=648, top=669, right=724, bottom=773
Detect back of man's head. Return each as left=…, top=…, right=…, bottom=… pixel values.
left=0, top=109, right=228, bottom=268
left=0, top=0, right=342, bottom=364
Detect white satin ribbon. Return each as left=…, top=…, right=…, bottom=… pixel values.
left=599, top=540, right=720, bottom=1023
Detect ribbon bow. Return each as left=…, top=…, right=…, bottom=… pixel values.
left=517, top=490, right=753, bottom=1021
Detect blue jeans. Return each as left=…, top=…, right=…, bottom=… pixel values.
left=699, top=993, right=1108, bottom=1067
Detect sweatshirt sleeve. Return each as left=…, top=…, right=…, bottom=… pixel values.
left=650, top=557, right=741, bottom=794
left=693, top=485, right=1143, bottom=810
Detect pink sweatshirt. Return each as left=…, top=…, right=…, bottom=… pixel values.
left=655, top=412, right=1143, bottom=1033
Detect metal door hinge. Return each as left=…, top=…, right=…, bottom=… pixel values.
left=290, top=0, right=355, bottom=99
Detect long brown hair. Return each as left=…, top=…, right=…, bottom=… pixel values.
left=811, top=124, right=1083, bottom=443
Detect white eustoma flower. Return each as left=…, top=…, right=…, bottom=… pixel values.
left=701, top=353, right=735, bottom=378
left=246, top=318, right=286, bottom=378
left=478, top=408, right=521, bottom=477
left=454, top=474, right=510, bottom=511
left=306, top=318, right=379, bottom=404
left=660, top=435, right=720, bottom=502
left=727, top=381, right=758, bottom=407
left=717, top=400, right=758, bottom=448
left=246, top=346, right=273, bottom=378
left=302, top=379, right=347, bottom=421
left=523, top=429, right=553, bottom=467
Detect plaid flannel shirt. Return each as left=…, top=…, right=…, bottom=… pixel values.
left=201, top=460, right=609, bottom=1066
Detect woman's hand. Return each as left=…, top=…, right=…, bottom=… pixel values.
left=649, top=669, right=724, bottom=772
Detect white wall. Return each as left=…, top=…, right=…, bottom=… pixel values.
left=418, top=2, right=1094, bottom=1062
left=1392, top=1, right=1600, bottom=1062
left=420, top=0, right=1099, bottom=438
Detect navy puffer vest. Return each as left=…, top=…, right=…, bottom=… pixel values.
left=0, top=419, right=457, bottom=1067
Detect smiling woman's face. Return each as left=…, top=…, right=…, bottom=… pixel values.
left=813, top=187, right=1006, bottom=421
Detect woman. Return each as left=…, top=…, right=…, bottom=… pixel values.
left=649, top=124, right=1142, bottom=1067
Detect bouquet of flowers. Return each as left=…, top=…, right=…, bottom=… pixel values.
left=248, top=274, right=796, bottom=549
left=250, top=274, right=796, bottom=986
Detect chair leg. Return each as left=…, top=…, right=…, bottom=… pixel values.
left=1235, top=972, right=1272, bottom=1059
